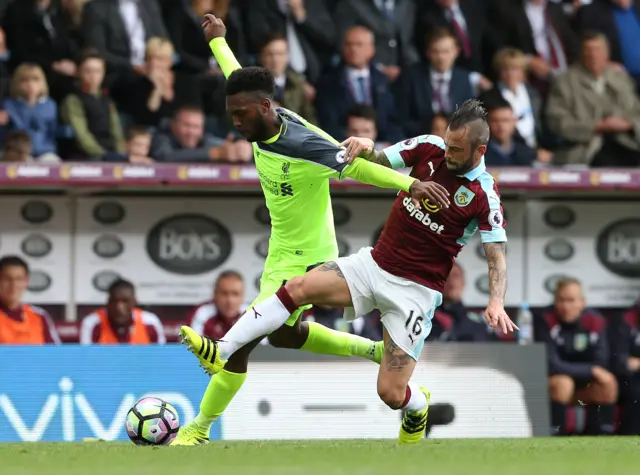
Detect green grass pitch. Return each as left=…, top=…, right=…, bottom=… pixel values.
left=2, top=438, right=639, bottom=475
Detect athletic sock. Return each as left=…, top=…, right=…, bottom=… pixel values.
left=218, top=287, right=297, bottom=360
left=301, top=321, right=378, bottom=361
left=195, top=369, right=248, bottom=433
left=401, top=382, right=427, bottom=413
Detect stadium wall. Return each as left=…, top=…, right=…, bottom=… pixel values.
left=0, top=344, right=549, bottom=442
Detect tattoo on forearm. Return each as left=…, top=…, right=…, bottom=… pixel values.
left=368, top=150, right=392, bottom=168
left=318, top=261, right=345, bottom=280
left=385, top=339, right=412, bottom=375
left=484, top=242, right=508, bottom=302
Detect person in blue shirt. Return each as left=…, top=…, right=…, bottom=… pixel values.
left=0, top=63, right=60, bottom=161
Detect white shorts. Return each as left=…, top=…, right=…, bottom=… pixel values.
left=335, top=247, right=443, bottom=360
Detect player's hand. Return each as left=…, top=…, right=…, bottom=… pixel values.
left=484, top=301, right=518, bottom=335
left=201, top=14, right=226, bottom=42
left=408, top=181, right=450, bottom=209
left=340, top=136, right=375, bottom=163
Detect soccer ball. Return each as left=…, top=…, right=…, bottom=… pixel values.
left=125, top=397, right=180, bottom=446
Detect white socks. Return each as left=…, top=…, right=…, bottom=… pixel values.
left=403, top=381, right=427, bottom=413
left=217, top=292, right=294, bottom=360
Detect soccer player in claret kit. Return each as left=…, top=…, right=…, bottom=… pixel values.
left=180, top=96, right=519, bottom=443
left=172, top=15, right=440, bottom=446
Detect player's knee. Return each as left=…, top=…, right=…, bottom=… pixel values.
left=548, top=375, right=575, bottom=404
left=284, top=276, right=309, bottom=306
left=377, top=380, right=407, bottom=410
left=594, top=372, right=619, bottom=404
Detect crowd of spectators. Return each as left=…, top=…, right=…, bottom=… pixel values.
left=0, top=0, right=638, bottom=167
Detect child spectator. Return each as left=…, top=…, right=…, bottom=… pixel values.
left=0, top=63, right=60, bottom=162
left=104, top=125, right=154, bottom=164
left=0, top=130, right=61, bottom=163
left=61, top=51, right=125, bottom=160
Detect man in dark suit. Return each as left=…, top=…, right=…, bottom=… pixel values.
left=240, top=0, right=335, bottom=84
left=82, top=0, right=168, bottom=77
left=334, top=0, right=419, bottom=82
left=484, top=100, right=537, bottom=167
left=489, top=0, right=577, bottom=95
left=576, top=0, right=640, bottom=92
left=393, top=27, right=487, bottom=137
left=315, top=26, right=401, bottom=142
left=417, top=0, right=500, bottom=75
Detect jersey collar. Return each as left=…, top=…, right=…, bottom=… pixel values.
left=459, top=157, right=486, bottom=181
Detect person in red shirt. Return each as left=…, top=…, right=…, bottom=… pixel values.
left=186, top=270, right=246, bottom=341
left=79, top=278, right=165, bottom=344
left=0, top=255, right=60, bottom=345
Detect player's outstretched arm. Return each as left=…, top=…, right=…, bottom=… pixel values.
left=202, top=14, right=241, bottom=78
left=340, top=137, right=392, bottom=168
left=482, top=242, right=518, bottom=334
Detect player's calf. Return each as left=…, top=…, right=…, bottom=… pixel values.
left=267, top=319, right=308, bottom=349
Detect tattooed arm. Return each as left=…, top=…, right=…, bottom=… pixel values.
left=363, top=149, right=393, bottom=168
left=483, top=242, right=508, bottom=304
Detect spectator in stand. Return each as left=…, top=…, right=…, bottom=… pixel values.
left=259, top=33, right=316, bottom=124
left=0, top=130, right=58, bottom=163
left=0, top=255, right=60, bottom=345
left=490, top=0, right=577, bottom=96
left=243, top=0, right=335, bottom=84
left=150, top=106, right=252, bottom=163
left=484, top=100, right=538, bottom=167
left=417, top=0, right=500, bottom=75
left=3, top=0, right=81, bottom=101
left=167, top=0, right=246, bottom=76
left=334, top=0, right=419, bottom=83
left=430, top=113, right=449, bottom=138
left=59, top=0, right=89, bottom=56
left=79, top=278, right=165, bottom=345
left=546, top=31, right=640, bottom=167
left=394, top=27, right=490, bottom=138
left=480, top=48, right=544, bottom=150
left=1, top=64, right=61, bottom=162
left=345, top=104, right=390, bottom=149
left=117, top=37, right=197, bottom=128
left=576, top=0, right=640, bottom=93
left=82, top=0, right=168, bottom=82
left=316, top=26, right=401, bottom=142
left=0, top=28, right=12, bottom=100
left=429, top=262, right=495, bottom=342
left=534, top=277, right=617, bottom=435
left=185, top=270, right=246, bottom=340
left=61, top=51, right=126, bottom=160
left=104, top=125, right=154, bottom=164
left=609, top=298, right=640, bottom=435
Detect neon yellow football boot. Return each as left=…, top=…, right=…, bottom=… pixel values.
left=398, top=387, right=431, bottom=444
left=179, top=325, right=226, bottom=376
left=171, top=422, right=209, bottom=446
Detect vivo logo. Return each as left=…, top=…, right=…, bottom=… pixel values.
left=0, top=378, right=194, bottom=442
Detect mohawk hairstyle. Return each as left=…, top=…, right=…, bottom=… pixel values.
left=448, top=99, right=490, bottom=147
left=225, top=66, right=275, bottom=98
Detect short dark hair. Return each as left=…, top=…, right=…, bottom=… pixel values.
left=126, top=125, right=151, bottom=141
left=0, top=255, right=29, bottom=274
left=425, top=26, right=458, bottom=49
left=346, top=104, right=377, bottom=123
left=76, top=48, right=105, bottom=67
left=108, top=278, right=135, bottom=296
left=3, top=131, right=31, bottom=151
left=258, top=32, right=288, bottom=54
left=215, top=270, right=244, bottom=291
left=225, top=66, right=275, bottom=98
left=485, top=98, right=513, bottom=114
left=448, top=99, right=490, bottom=147
left=581, top=30, right=608, bottom=48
